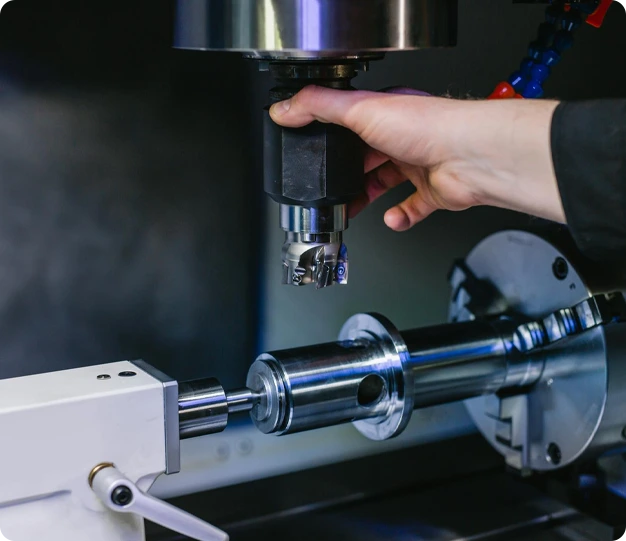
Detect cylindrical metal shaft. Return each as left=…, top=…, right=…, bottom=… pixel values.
left=178, top=379, right=259, bottom=439
left=178, top=315, right=544, bottom=442
left=402, top=321, right=543, bottom=409
left=246, top=314, right=544, bottom=439
left=178, top=378, right=229, bottom=440
left=247, top=339, right=391, bottom=435
left=226, top=388, right=259, bottom=414
left=402, top=321, right=510, bottom=409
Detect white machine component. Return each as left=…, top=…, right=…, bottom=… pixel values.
left=0, top=361, right=226, bottom=541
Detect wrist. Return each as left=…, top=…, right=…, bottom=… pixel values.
left=451, top=99, right=566, bottom=223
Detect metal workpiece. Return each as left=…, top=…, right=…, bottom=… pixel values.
left=178, top=379, right=259, bottom=439
left=400, top=319, right=542, bottom=410
left=247, top=313, right=407, bottom=437
left=226, top=388, right=259, bottom=414
left=338, top=313, right=413, bottom=441
left=173, top=0, right=458, bottom=58
left=244, top=313, right=543, bottom=441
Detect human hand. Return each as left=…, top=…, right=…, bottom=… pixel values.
left=269, top=86, right=565, bottom=231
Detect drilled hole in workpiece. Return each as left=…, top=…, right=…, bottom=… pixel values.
left=357, top=374, right=386, bottom=407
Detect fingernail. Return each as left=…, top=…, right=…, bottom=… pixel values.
left=270, top=99, right=292, bottom=117
left=384, top=208, right=409, bottom=231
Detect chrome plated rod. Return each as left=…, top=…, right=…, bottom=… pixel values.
left=178, top=377, right=229, bottom=440
left=401, top=320, right=544, bottom=409
left=226, top=388, right=259, bottom=414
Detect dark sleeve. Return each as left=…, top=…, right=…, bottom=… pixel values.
left=551, top=100, right=626, bottom=261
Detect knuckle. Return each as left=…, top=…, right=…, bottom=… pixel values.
left=296, top=85, right=326, bottom=110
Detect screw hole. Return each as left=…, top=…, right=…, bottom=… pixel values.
left=357, top=374, right=386, bottom=407
left=118, top=371, right=137, bottom=378
left=97, top=374, right=111, bottom=380
left=546, top=442, right=562, bottom=465
left=552, top=257, right=569, bottom=281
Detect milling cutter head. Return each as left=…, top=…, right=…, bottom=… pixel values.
left=283, top=235, right=348, bottom=288
left=280, top=204, right=348, bottom=289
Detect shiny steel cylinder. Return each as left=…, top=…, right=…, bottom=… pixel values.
left=247, top=339, right=392, bottom=435
left=280, top=204, right=347, bottom=234
left=174, top=0, right=458, bottom=58
left=226, top=388, right=259, bottom=414
left=246, top=313, right=543, bottom=440
left=178, top=379, right=259, bottom=439
left=401, top=320, right=539, bottom=409
left=178, top=378, right=229, bottom=439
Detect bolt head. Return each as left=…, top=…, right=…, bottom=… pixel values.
left=552, top=257, right=569, bottom=280
left=111, top=486, right=133, bottom=507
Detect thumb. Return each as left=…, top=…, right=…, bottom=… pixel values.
left=269, top=85, right=386, bottom=131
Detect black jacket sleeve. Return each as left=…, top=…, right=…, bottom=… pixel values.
left=551, top=100, right=626, bottom=261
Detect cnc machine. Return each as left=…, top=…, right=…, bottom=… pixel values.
left=0, top=2, right=625, bottom=540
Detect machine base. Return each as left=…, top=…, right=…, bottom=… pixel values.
left=147, top=434, right=626, bottom=541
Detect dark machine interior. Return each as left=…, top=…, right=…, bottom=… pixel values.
left=1, top=1, right=626, bottom=540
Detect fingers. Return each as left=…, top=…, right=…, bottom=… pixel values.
left=365, top=162, right=407, bottom=202
left=384, top=191, right=437, bottom=232
left=348, top=161, right=407, bottom=218
left=364, top=148, right=389, bottom=173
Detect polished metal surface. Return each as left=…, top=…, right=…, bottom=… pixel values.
left=178, top=378, right=229, bottom=439
left=174, top=0, right=457, bottom=59
left=226, top=388, right=259, bottom=414
left=245, top=313, right=541, bottom=441
left=281, top=205, right=349, bottom=288
left=245, top=314, right=513, bottom=440
left=458, top=230, right=613, bottom=471
left=247, top=329, right=398, bottom=435
left=280, top=204, right=347, bottom=234
left=579, top=321, right=626, bottom=461
left=282, top=231, right=348, bottom=288
left=338, top=313, right=412, bottom=441
left=403, top=320, right=520, bottom=409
